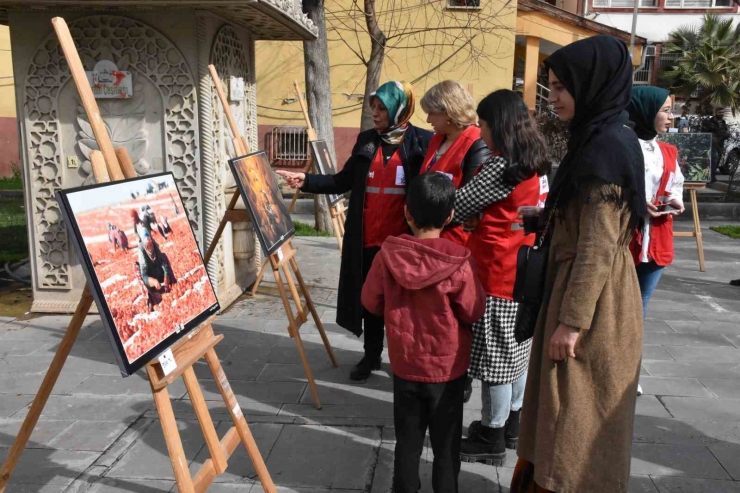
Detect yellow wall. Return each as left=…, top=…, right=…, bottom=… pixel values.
left=0, top=25, right=15, bottom=118
left=516, top=11, right=643, bottom=64
left=255, top=0, right=518, bottom=130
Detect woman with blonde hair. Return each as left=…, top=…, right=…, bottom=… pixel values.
left=420, top=80, right=491, bottom=246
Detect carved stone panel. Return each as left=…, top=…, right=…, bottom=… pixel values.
left=23, top=15, right=200, bottom=290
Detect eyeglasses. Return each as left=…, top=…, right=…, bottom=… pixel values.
left=659, top=108, right=674, bottom=115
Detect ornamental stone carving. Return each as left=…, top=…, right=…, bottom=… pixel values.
left=24, top=15, right=200, bottom=289
left=262, top=0, right=317, bottom=34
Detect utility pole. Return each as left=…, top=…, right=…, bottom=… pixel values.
left=629, top=0, right=640, bottom=59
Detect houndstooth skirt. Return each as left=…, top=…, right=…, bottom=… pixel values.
left=469, top=296, right=532, bottom=384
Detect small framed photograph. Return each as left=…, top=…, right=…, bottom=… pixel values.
left=309, top=140, right=344, bottom=206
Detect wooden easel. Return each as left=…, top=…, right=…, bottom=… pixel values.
left=674, top=182, right=706, bottom=272
left=0, top=18, right=278, bottom=493
left=288, top=80, right=347, bottom=252
left=204, top=66, right=338, bottom=409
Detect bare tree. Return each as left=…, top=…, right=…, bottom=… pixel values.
left=327, top=0, right=515, bottom=130
left=303, top=0, right=336, bottom=233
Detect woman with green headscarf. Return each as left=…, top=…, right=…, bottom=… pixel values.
left=278, top=81, right=432, bottom=380
left=628, top=86, right=684, bottom=395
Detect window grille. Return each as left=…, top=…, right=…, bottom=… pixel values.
left=264, top=126, right=310, bottom=170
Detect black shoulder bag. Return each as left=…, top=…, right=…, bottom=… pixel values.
left=512, top=204, right=557, bottom=344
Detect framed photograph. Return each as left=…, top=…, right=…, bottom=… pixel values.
left=309, top=140, right=344, bottom=206
left=229, top=151, right=296, bottom=256
left=56, top=172, right=220, bottom=376
left=658, top=132, right=713, bottom=183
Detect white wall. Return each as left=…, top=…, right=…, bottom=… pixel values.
left=590, top=12, right=739, bottom=42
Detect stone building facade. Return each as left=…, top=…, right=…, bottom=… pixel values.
left=0, top=1, right=316, bottom=312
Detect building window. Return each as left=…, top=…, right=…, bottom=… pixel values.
left=665, top=0, right=731, bottom=7
left=447, top=0, right=482, bottom=8
left=593, top=0, right=657, bottom=7
left=265, top=126, right=309, bottom=170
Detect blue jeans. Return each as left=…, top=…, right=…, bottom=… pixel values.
left=636, top=261, right=665, bottom=318
left=481, top=372, right=527, bottom=428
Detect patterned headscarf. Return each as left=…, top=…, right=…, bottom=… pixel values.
left=370, top=80, right=416, bottom=145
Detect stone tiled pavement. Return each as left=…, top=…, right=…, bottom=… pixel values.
left=1, top=220, right=740, bottom=492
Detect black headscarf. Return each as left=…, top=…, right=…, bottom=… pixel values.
left=544, top=35, right=646, bottom=222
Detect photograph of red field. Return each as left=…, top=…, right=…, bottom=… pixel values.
left=58, top=173, right=219, bottom=373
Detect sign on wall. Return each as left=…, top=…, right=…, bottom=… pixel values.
left=86, top=60, right=133, bottom=99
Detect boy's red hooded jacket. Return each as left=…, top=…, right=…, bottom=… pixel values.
left=361, top=234, right=486, bottom=383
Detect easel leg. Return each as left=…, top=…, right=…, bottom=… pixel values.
left=250, top=259, right=269, bottom=297
left=290, top=258, right=338, bottom=368
left=288, top=190, right=301, bottom=214
left=204, top=349, right=277, bottom=493
left=182, top=367, right=227, bottom=475
left=273, top=268, right=322, bottom=409
left=282, top=263, right=307, bottom=324
left=691, top=189, right=706, bottom=272
left=0, top=287, right=94, bottom=492
left=330, top=213, right=342, bottom=251
left=149, top=384, right=195, bottom=493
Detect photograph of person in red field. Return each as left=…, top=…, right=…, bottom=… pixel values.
left=57, top=173, right=219, bottom=375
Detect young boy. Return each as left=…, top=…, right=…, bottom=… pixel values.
left=361, top=173, right=486, bottom=493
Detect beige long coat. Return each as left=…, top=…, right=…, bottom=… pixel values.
left=518, top=181, right=643, bottom=493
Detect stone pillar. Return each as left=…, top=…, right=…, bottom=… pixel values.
left=523, top=36, right=540, bottom=113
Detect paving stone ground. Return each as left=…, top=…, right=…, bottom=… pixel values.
left=1, top=220, right=739, bottom=493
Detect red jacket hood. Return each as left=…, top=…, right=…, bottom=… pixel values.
left=380, top=234, right=472, bottom=290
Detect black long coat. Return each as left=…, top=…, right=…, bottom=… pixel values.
left=301, top=125, right=432, bottom=336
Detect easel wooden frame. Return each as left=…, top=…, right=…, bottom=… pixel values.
left=204, top=66, right=338, bottom=409
left=0, top=18, right=277, bottom=493
left=674, top=182, right=706, bottom=272
left=287, top=80, right=347, bottom=252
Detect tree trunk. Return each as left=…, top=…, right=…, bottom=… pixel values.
left=360, top=0, right=386, bottom=132
left=303, top=0, right=335, bottom=233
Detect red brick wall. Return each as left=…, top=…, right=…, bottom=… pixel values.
left=0, top=117, right=19, bottom=177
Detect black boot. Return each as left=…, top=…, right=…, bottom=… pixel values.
left=505, top=409, right=521, bottom=450
left=463, top=375, right=474, bottom=403
left=460, top=424, right=506, bottom=466
left=349, top=354, right=381, bottom=381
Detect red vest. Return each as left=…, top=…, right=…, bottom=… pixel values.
left=467, top=174, right=549, bottom=299
left=421, top=126, right=483, bottom=246
left=363, top=148, right=408, bottom=248
left=630, top=141, right=678, bottom=266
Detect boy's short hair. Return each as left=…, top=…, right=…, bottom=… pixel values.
left=406, top=173, right=455, bottom=230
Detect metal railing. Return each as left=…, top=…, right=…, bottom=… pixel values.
left=536, top=83, right=555, bottom=116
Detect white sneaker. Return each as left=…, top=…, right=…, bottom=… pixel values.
left=637, top=384, right=643, bottom=396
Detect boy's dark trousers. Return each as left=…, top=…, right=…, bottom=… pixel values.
left=393, top=374, right=465, bottom=493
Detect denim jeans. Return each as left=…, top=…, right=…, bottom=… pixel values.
left=481, top=371, right=527, bottom=428
left=636, top=261, right=665, bottom=319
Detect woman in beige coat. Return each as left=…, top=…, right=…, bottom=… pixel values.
left=512, top=35, right=646, bottom=493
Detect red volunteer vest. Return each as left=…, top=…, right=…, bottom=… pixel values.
left=363, top=148, right=408, bottom=248
left=467, top=174, right=549, bottom=299
left=630, top=141, right=678, bottom=266
left=420, top=126, right=482, bottom=246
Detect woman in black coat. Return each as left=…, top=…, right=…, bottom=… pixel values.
left=278, top=80, right=432, bottom=380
